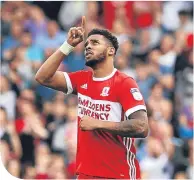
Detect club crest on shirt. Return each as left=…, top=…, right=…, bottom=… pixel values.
left=130, top=88, right=143, bottom=101
left=100, top=87, right=110, bottom=96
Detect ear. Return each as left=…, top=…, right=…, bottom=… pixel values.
left=108, top=47, right=115, bottom=56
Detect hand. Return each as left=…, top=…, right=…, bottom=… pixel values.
left=22, top=120, right=32, bottom=134
left=6, top=122, right=17, bottom=135
left=80, top=116, right=101, bottom=131
left=47, top=122, right=56, bottom=132
left=67, top=16, right=86, bottom=47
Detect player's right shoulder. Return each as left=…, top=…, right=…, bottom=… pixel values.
left=63, top=70, right=92, bottom=94
left=77, top=70, right=92, bottom=75
left=68, top=69, right=92, bottom=78
left=65, top=69, right=93, bottom=84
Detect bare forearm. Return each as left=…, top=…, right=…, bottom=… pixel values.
left=35, top=50, right=66, bottom=82
left=35, top=17, right=85, bottom=91
left=80, top=110, right=149, bottom=138
left=31, top=124, right=48, bottom=139
left=98, top=119, right=148, bottom=138
left=159, top=75, right=174, bottom=90
left=10, top=134, right=22, bottom=158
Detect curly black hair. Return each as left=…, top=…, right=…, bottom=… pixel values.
left=87, top=28, right=119, bottom=55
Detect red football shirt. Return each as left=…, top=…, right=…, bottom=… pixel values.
left=63, top=68, right=146, bottom=179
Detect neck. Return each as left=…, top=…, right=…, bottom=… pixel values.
left=92, top=58, right=114, bottom=78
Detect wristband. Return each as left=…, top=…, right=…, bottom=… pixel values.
left=59, top=41, right=74, bottom=55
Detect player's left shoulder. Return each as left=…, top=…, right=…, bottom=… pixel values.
left=116, top=70, right=143, bottom=96
left=115, top=70, right=137, bottom=86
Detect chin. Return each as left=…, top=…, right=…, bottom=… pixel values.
left=85, top=59, right=99, bottom=68
left=86, top=57, right=92, bottom=62
left=85, top=53, right=106, bottom=68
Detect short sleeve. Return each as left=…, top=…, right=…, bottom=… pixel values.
left=63, top=71, right=82, bottom=95
left=118, top=78, right=146, bottom=117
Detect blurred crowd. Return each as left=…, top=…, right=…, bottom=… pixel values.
left=0, top=1, right=193, bottom=179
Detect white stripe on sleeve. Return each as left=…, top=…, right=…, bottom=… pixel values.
left=63, top=72, right=73, bottom=94
left=125, top=105, right=147, bottom=117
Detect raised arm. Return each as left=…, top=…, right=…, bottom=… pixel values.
left=6, top=122, right=23, bottom=158
left=35, top=16, right=86, bottom=92
left=80, top=110, right=149, bottom=138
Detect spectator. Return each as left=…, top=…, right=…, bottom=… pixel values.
left=34, top=143, right=51, bottom=179
left=0, top=107, right=22, bottom=159
left=174, top=49, right=193, bottom=109
left=7, top=159, right=21, bottom=178
left=86, top=2, right=101, bottom=23
left=148, top=11, right=163, bottom=48
left=112, top=20, right=130, bottom=44
left=10, top=2, right=30, bottom=24
left=0, top=75, right=17, bottom=120
left=159, top=121, right=189, bottom=177
left=103, top=2, right=133, bottom=31
left=15, top=97, right=48, bottom=165
left=133, top=1, right=154, bottom=29
left=20, top=31, right=44, bottom=69
left=65, top=94, right=78, bottom=108
left=48, top=154, right=67, bottom=179
left=58, top=1, right=86, bottom=30
left=54, top=92, right=66, bottom=103
left=133, top=29, right=152, bottom=61
left=114, top=55, right=136, bottom=79
left=10, top=47, right=34, bottom=88
left=174, top=171, right=188, bottom=179
left=24, top=5, right=47, bottom=38
left=64, top=107, right=78, bottom=179
left=0, top=140, right=11, bottom=166
left=47, top=101, right=67, bottom=153
left=35, top=20, right=66, bottom=58
left=15, top=97, right=48, bottom=140
left=135, top=61, right=156, bottom=101
left=140, top=137, right=170, bottom=179
left=148, top=49, right=174, bottom=98
left=22, top=164, right=36, bottom=179
left=118, top=39, right=135, bottom=66
left=1, top=5, right=12, bottom=38
left=2, top=21, right=23, bottom=61
left=148, top=82, right=173, bottom=122
left=64, top=43, right=86, bottom=72
left=159, top=34, right=177, bottom=70
left=161, top=1, right=192, bottom=32
left=178, top=10, right=193, bottom=33
left=64, top=107, right=77, bottom=152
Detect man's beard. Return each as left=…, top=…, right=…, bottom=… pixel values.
left=85, top=50, right=107, bottom=68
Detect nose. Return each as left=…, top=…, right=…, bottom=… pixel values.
left=85, top=43, right=92, bottom=51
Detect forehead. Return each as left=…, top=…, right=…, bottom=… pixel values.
left=86, top=34, right=106, bottom=42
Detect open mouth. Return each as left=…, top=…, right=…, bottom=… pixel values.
left=86, top=51, right=93, bottom=56
left=86, top=54, right=92, bottom=58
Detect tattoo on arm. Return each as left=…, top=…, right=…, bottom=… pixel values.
left=99, top=110, right=149, bottom=138
left=123, top=110, right=148, bottom=138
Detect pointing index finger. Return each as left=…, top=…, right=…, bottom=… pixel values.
left=81, top=16, right=86, bottom=30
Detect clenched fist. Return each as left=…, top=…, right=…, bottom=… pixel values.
left=67, top=16, right=86, bottom=47
left=80, top=116, right=102, bottom=131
